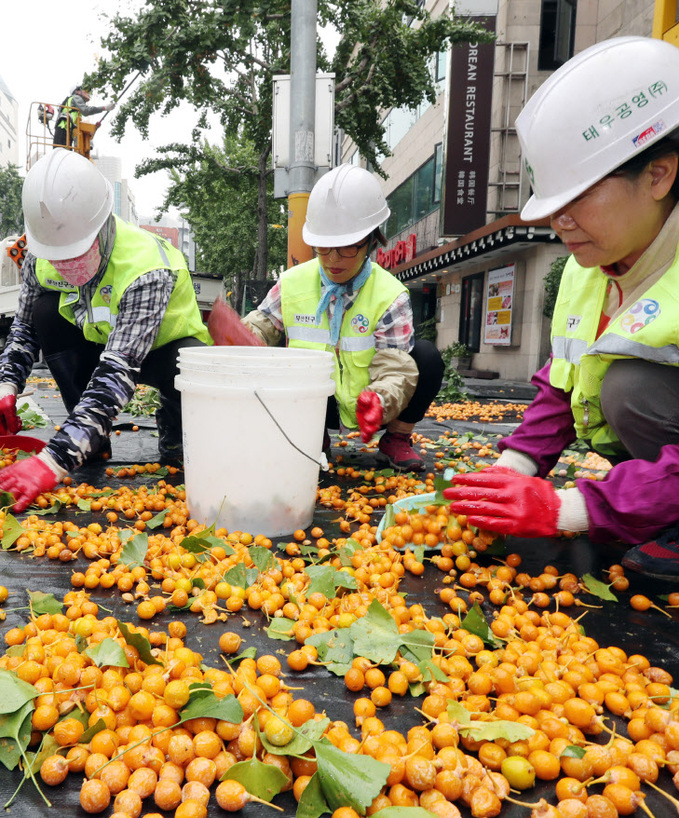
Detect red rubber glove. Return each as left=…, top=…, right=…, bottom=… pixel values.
left=0, top=455, right=58, bottom=513
left=0, top=394, right=21, bottom=435
left=443, top=468, right=561, bottom=538
left=356, top=390, right=383, bottom=443
left=208, top=294, right=264, bottom=346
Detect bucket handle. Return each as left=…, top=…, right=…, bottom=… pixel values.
left=254, top=390, right=326, bottom=469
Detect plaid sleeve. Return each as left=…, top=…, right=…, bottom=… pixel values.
left=45, top=269, right=174, bottom=472
left=0, top=254, right=42, bottom=391
left=373, top=291, right=414, bottom=352
left=104, top=270, right=174, bottom=368
left=256, top=281, right=284, bottom=332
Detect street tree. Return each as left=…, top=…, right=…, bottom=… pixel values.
left=89, top=0, right=489, bottom=280
left=153, top=134, right=288, bottom=307
left=0, top=164, right=24, bottom=239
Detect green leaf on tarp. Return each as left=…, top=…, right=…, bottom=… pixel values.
left=31, top=499, right=62, bottom=515
left=85, top=638, right=129, bottom=668
left=223, top=755, right=289, bottom=801
left=179, top=684, right=243, bottom=723
left=145, top=509, right=167, bottom=529
left=581, top=573, right=618, bottom=602
left=249, top=545, right=276, bottom=573
left=447, top=700, right=472, bottom=727
left=409, top=681, right=426, bottom=697
left=0, top=491, right=15, bottom=509
left=314, top=738, right=390, bottom=813
left=192, top=578, right=206, bottom=590
left=296, top=771, right=329, bottom=818
left=77, top=499, right=92, bottom=512
left=338, top=538, right=363, bottom=567
left=560, top=745, right=586, bottom=759
left=398, top=629, right=435, bottom=663
left=419, top=659, right=448, bottom=684
left=28, top=590, right=63, bottom=616
left=1, top=514, right=24, bottom=550
left=117, top=620, right=162, bottom=666
left=227, top=647, right=258, bottom=664
left=79, top=718, right=107, bottom=744
left=28, top=732, right=59, bottom=774
left=484, top=536, right=506, bottom=555
left=382, top=503, right=396, bottom=531
left=414, top=545, right=425, bottom=564
left=306, top=629, right=354, bottom=671
left=181, top=529, right=234, bottom=562
left=372, top=810, right=438, bottom=818
left=461, top=602, right=500, bottom=648
left=306, top=565, right=357, bottom=598
left=0, top=671, right=38, bottom=718
left=4, top=646, right=24, bottom=658
left=350, top=599, right=401, bottom=664
left=266, top=618, right=296, bottom=641
left=260, top=717, right=330, bottom=757
left=119, top=532, right=148, bottom=569
left=223, top=563, right=258, bottom=589
left=463, top=719, right=535, bottom=743
left=0, top=700, right=33, bottom=771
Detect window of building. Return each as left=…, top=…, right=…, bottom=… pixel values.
left=460, top=272, right=485, bottom=353
left=385, top=153, right=442, bottom=239
left=433, top=143, right=442, bottom=204
left=538, top=0, right=577, bottom=71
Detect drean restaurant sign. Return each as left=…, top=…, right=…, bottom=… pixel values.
left=376, top=234, right=417, bottom=270
left=442, top=17, right=496, bottom=236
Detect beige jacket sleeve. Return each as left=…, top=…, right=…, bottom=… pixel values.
left=242, top=310, right=283, bottom=347
left=369, top=347, right=419, bottom=424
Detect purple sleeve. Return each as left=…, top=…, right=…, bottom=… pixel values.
left=578, top=445, right=679, bottom=543
left=497, top=360, right=577, bottom=477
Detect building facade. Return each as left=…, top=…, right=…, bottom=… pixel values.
left=93, top=155, right=139, bottom=226
left=342, top=0, right=656, bottom=381
left=0, top=75, right=19, bottom=169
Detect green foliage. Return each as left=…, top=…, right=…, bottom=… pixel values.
left=415, top=316, right=437, bottom=343
left=87, top=0, right=491, bottom=277
left=543, top=255, right=568, bottom=319
left=441, top=341, right=471, bottom=363
left=0, top=165, right=24, bottom=239
left=436, top=366, right=468, bottom=403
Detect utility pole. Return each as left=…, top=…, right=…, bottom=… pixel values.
left=287, top=0, right=317, bottom=268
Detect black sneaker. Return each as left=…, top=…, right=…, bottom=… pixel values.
left=622, top=524, right=679, bottom=580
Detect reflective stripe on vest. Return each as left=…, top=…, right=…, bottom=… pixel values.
left=287, top=324, right=376, bottom=351
left=549, top=254, right=679, bottom=453
left=35, top=216, right=210, bottom=348
left=280, top=258, right=407, bottom=428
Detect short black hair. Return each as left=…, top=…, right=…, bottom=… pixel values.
left=614, top=125, right=679, bottom=201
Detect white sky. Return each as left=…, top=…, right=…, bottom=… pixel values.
left=1, top=0, right=199, bottom=219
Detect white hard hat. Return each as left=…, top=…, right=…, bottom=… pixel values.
left=302, top=164, right=391, bottom=246
left=22, top=150, right=113, bottom=260
left=518, top=36, right=679, bottom=220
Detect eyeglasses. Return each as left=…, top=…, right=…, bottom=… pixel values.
left=315, top=239, right=369, bottom=259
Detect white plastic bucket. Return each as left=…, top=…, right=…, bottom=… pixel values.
left=175, top=347, right=335, bottom=537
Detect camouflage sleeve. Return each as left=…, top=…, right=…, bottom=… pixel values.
left=0, top=255, right=43, bottom=391
left=44, top=351, right=137, bottom=472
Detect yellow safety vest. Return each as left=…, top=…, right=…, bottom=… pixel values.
left=35, top=216, right=211, bottom=349
left=281, top=258, right=407, bottom=428
left=549, top=255, right=679, bottom=455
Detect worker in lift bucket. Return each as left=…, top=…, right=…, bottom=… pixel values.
left=53, top=83, right=115, bottom=147
left=239, top=164, right=445, bottom=472
left=0, top=150, right=210, bottom=512
left=444, top=36, right=679, bottom=581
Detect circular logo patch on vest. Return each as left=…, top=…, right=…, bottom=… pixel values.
left=619, top=298, right=660, bottom=334
left=100, top=285, right=113, bottom=305
left=351, top=314, right=370, bottom=334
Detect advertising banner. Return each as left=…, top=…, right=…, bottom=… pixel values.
left=484, top=263, right=515, bottom=345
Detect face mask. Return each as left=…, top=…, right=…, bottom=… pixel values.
left=51, top=238, right=101, bottom=286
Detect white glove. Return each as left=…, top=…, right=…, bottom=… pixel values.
left=104, top=102, right=116, bottom=112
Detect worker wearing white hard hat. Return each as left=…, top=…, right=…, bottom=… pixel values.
left=0, top=150, right=210, bottom=512
left=445, top=35, right=679, bottom=579
left=239, top=164, right=444, bottom=471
